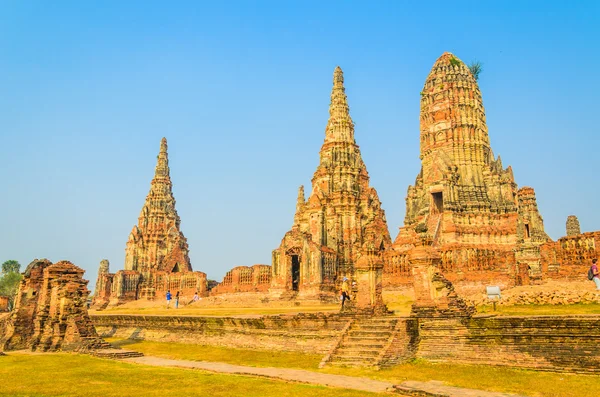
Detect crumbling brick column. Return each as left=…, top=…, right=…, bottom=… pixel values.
left=409, top=235, right=475, bottom=318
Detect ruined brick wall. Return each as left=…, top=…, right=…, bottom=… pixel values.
left=2, top=259, right=107, bottom=352
left=153, top=271, right=207, bottom=299
left=541, top=231, right=599, bottom=279
left=211, top=265, right=271, bottom=295
left=109, top=270, right=141, bottom=305
left=416, top=316, right=600, bottom=373
left=91, top=313, right=348, bottom=354
left=384, top=248, right=517, bottom=290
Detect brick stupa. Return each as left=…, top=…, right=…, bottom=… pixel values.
left=270, top=67, right=392, bottom=300
left=388, top=53, right=550, bottom=287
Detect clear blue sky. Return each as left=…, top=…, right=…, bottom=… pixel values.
left=1, top=1, right=599, bottom=289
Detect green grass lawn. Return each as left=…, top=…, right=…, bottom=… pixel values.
left=0, top=353, right=383, bottom=397
left=107, top=338, right=600, bottom=397
left=107, top=338, right=323, bottom=369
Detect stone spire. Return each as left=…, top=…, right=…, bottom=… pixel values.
left=271, top=66, right=391, bottom=297
left=124, top=137, right=192, bottom=273
left=324, top=66, right=355, bottom=143
left=154, top=137, right=170, bottom=178
left=293, top=185, right=305, bottom=225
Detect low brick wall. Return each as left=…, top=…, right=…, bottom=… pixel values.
left=91, top=313, right=600, bottom=373
left=416, top=315, right=600, bottom=373
left=91, top=313, right=348, bottom=354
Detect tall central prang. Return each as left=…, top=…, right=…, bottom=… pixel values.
left=270, top=67, right=391, bottom=300
left=388, top=52, right=550, bottom=288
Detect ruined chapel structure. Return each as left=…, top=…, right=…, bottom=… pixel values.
left=270, top=67, right=392, bottom=300
left=92, top=138, right=207, bottom=308
left=386, top=52, right=551, bottom=289
left=2, top=259, right=109, bottom=352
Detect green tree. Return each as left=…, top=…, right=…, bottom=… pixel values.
left=468, top=61, right=483, bottom=81
left=0, top=272, right=22, bottom=310
left=1, top=260, right=22, bottom=310
left=1, top=259, right=21, bottom=274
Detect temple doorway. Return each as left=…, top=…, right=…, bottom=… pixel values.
left=432, top=192, right=443, bottom=213
left=291, top=255, right=300, bottom=291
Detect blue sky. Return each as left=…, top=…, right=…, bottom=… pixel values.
left=1, top=1, right=598, bottom=289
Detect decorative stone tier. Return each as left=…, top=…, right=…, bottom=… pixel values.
left=211, top=265, right=271, bottom=295
left=92, top=313, right=349, bottom=354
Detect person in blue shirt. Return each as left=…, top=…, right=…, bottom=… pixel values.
left=166, top=290, right=172, bottom=309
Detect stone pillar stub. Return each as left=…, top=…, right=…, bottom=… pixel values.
left=409, top=235, right=475, bottom=318
left=351, top=250, right=389, bottom=315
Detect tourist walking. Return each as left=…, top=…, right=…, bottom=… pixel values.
left=193, top=291, right=199, bottom=302
left=340, top=277, right=350, bottom=311
left=166, top=290, right=172, bottom=309
left=175, top=291, right=180, bottom=309
left=591, top=259, right=600, bottom=290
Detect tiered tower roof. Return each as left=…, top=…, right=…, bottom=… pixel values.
left=124, top=137, right=191, bottom=273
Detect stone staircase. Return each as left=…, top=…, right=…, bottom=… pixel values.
left=75, top=336, right=145, bottom=359
left=321, top=316, right=400, bottom=368
left=90, top=348, right=144, bottom=359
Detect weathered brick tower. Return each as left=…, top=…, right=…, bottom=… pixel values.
left=124, top=137, right=192, bottom=274
left=271, top=67, right=391, bottom=300
left=92, top=138, right=206, bottom=307
left=388, top=52, right=549, bottom=287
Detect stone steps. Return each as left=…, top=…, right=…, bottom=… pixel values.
left=91, top=348, right=144, bottom=359
left=323, top=316, right=399, bottom=367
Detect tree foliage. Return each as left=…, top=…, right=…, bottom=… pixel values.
left=468, top=61, right=483, bottom=81
left=1, top=260, right=22, bottom=310
left=1, top=260, right=20, bottom=275
left=0, top=272, right=22, bottom=310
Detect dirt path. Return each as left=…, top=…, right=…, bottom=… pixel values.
left=122, top=356, right=529, bottom=396
left=124, top=355, right=395, bottom=393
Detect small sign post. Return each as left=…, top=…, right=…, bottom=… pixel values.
left=486, top=286, right=501, bottom=311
